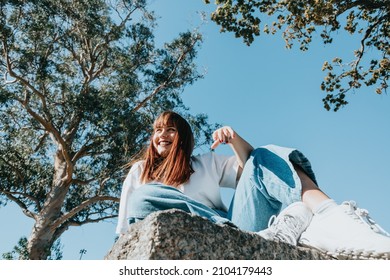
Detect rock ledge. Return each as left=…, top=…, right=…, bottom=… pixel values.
left=105, top=209, right=332, bottom=260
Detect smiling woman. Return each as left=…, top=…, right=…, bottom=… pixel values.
left=142, top=111, right=195, bottom=187
left=153, top=126, right=177, bottom=157
left=116, top=110, right=390, bottom=260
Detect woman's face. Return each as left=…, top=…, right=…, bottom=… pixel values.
left=152, top=125, right=177, bottom=157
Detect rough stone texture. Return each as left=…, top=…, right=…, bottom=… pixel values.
left=105, top=209, right=332, bottom=260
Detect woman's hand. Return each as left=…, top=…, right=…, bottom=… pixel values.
left=211, top=126, right=236, bottom=150
left=210, top=126, right=254, bottom=176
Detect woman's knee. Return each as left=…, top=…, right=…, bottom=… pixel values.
left=249, top=147, right=262, bottom=159
left=246, top=148, right=270, bottom=169
left=127, top=184, right=178, bottom=220
left=240, top=148, right=263, bottom=177
left=129, top=184, right=181, bottom=207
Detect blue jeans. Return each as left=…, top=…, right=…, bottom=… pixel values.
left=126, top=146, right=316, bottom=232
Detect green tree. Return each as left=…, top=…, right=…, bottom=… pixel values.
left=205, top=0, right=389, bottom=111
left=0, top=0, right=214, bottom=259
left=2, top=237, right=63, bottom=260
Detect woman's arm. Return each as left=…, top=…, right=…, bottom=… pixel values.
left=211, top=126, right=254, bottom=169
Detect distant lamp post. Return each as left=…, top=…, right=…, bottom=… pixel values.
left=79, top=249, right=87, bottom=260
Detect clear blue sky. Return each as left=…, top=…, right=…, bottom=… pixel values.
left=1, top=0, right=389, bottom=260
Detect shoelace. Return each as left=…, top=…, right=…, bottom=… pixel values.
left=342, top=201, right=390, bottom=237
left=267, top=214, right=301, bottom=245
left=267, top=215, right=276, bottom=228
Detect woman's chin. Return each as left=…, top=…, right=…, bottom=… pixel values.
left=157, top=149, right=170, bottom=158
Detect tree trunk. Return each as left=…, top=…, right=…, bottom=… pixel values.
left=27, top=150, right=72, bottom=260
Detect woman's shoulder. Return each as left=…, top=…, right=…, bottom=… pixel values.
left=123, top=160, right=144, bottom=186
left=131, top=160, right=145, bottom=168
left=126, top=160, right=144, bottom=176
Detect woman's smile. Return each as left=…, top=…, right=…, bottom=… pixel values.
left=153, top=126, right=177, bottom=157
left=158, top=140, right=172, bottom=146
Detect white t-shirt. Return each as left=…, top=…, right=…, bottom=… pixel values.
left=116, top=152, right=239, bottom=234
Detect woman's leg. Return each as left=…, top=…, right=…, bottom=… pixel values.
left=292, top=154, right=390, bottom=257
left=126, top=183, right=232, bottom=225
left=294, top=164, right=330, bottom=210
left=227, top=145, right=390, bottom=257
left=227, top=146, right=310, bottom=232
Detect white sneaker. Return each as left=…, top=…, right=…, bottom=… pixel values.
left=341, top=201, right=390, bottom=237
left=257, top=202, right=313, bottom=246
left=299, top=202, right=390, bottom=259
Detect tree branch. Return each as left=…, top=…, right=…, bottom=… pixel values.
left=1, top=190, right=38, bottom=219
left=131, top=36, right=200, bottom=113
left=3, top=71, right=17, bottom=84
left=3, top=39, right=46, bottom=101
left=353, top=0, right=390, bottom=10
left=0, top=155, right=25, bottom=183
left=2, top=36, right=73, bottom=169
left=50, top=195, right=119, bottom=230
left=353, top=13, right=386, bottom=71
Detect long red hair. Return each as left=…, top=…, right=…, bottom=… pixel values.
left=140, top=111, right=194, bottom=187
